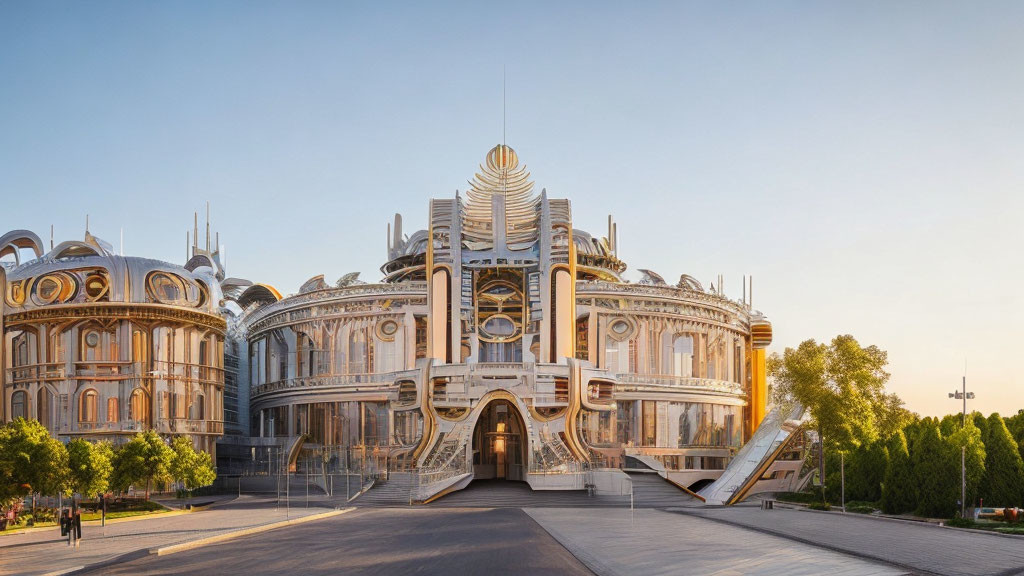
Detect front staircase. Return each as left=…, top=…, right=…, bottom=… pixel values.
left=624, top=471, right=700, bottom=508
left=352, top=472, right=418, bottom=506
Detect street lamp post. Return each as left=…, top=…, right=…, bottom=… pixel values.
left=948, top=376, right=976, bottom=519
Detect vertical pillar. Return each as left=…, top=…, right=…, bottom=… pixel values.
left=0, top=267, right=5, bottom=423
left=553, top=269, right=574, bottom=362
left=750, top=348, right=767, bottom=432
left=429, top=270, right=449, bottom=363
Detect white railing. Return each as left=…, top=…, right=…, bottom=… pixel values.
left=253, top=372, right=394, bottom=397
left=615, top=374, right=744, bottom=395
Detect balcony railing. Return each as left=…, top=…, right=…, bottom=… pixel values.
left=615, top=374, right=744, bottom=395
left=5, top=361, right=225, bottom=386
left=72, top=419, right=223, bottom=435
left=6, top=362, right=66, bottom=383
left=252, top=373, right=393, bottom=397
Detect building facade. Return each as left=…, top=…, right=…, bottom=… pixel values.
left=0, top=230, right=227, bottom=455
left=1, top=144, right=794, bottom=499
left=242, top=144, right=775, bottom=496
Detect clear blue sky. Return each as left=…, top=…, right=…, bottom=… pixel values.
left=2, top=2, right=1022, bottom=417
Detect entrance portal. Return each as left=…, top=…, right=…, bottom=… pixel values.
left=471, top=400, right=527, bottom=481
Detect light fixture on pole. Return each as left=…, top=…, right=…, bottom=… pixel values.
left=948, top=375, right=976, bottom=518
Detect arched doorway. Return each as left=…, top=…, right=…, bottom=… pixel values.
left=472, top=399, right=527, bottom=481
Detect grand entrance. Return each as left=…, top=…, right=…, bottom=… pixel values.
left=471, top=399, right=527, bottom=481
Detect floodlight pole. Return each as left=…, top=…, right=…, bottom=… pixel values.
left=948, top=375, right=975, bottom=518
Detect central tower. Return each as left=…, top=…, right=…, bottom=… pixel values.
left=426, top=144, right=577, bottom=365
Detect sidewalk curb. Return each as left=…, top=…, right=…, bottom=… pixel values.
left=773, top=502, right=1024, bottom=541
left=40, top=507, right=354, bottom=575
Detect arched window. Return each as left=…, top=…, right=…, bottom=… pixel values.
left=349, top=328, right=367, bottom=374
left=107, top=397, right=119, bottom=423
left=37, top=388, right=54, bottom=428
left=129, top=388, right=148, bottom=424
left=191, top=392, right=205, bottom=420
left=79, top=389, right=98, bottom=423
left=13, top=331, right=34, bottom=367
left=669, top=334, right=694, bottom=378
left=11, top=391, right=28, bottom=420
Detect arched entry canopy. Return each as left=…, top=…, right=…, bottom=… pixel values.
left=471, top=397, right=528, bottom=482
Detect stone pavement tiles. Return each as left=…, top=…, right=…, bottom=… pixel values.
left=525, top=507, right=906, bottom=576
left=669, top=505, right=1024, bottom=576
left=82, top=507, right=593, bottom=576
left=0, top=495, right=330, bottom=576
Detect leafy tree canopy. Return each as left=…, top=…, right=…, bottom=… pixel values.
left=169, top=436, right=216, bottom=492
left=66, top=439, right=112, bottom=498
left=0, top=418, right=68, bottom=503
left=769, top=334, right=907, bottom=451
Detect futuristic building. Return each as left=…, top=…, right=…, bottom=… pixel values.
left=0, top=228, right=229, bottom=455
left=240, top=144, right=782, bottom=499
left=1, top=144, right=806, bottom=501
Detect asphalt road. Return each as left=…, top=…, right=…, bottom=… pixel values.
left=89, top=507, right=594, bottom=576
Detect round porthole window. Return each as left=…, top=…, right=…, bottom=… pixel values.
left=85, top=332, right=100, bottom=348
left=607, top=318, right=634, bottom=341
left=376, top=319, right=400, bottom=341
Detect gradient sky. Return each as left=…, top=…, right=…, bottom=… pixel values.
left=2, top=2, right=1021, bottom=418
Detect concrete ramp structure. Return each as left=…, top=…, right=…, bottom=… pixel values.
left=699, top=403, right=808, bottom=505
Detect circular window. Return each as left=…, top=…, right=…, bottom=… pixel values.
left=376, top=319, right=400, bottom=341
left=481, top=315, right=516, bottom=338
left=608, top=318, right=634, bottom=341
left=85, top=273, right=108, bottom=300
left=85, top=332, right=100, bottom=348
left=37, top=277, right=61, bottom=302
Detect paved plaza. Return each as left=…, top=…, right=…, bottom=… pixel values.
left=3, top=489, right=1024, bottom=576
left=671, top=505, right=1024, bottom=576
left=0, top=496, right=336, bottom=576
left=81, top=507, right=593, bottom=576
left=525, top=507, right=904, bottom=576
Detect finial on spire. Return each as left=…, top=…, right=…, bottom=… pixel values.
left=205, top=201, right=210, bottom=253
left=502, top=66, right=506, bottom=147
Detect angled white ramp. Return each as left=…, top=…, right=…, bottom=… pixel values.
left=698, top=403, right=806, bottom=505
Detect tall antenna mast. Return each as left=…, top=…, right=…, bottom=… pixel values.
left=502, top=66, right=506, bottom=147
left=205, top=202, right=210, bottom=253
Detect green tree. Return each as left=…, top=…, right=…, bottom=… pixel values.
left=946, top=421, right=985, bottom=510
left=0, top=418, right=68, bottom=512
left=169, top=436, right=217, bottom=497
left=847, top=440, right=888, bottom=502
left=972, top=412, right=990, bottom=443
left=881, top=430, right=916, bottom=514
left=913, top=422, right=956, bottom=518
left=1006, top=410, right=1024, bottom=463
left=110, top=431, right=172, bottom=499
left=939, top=414, right=961, bottom=437
left=769, top=335, right=893, bottom=452
left=66, top=439, right=112, bottom=499
left=979, top=414, right=1024, bottom=507
left=876, top=393, right=915, bottom=441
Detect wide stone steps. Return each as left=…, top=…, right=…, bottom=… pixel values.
left=353, top=473, right=417, bottom=506
left=353, top=472, right=700, bottom=508
left=427, top=480, right=627, bottom=508
left=625, top=471, right=701, bottom=508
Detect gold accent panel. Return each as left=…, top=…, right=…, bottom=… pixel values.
left=31, top=272, right=78, bottom=306
left=751, top=321, right=772, bottom=348
left=750, top=348, right=767, bottom=432
left=6, top=278, right=28, bottom=307
left=429, top=269, right=449, bottom=362
left=3, top=303, right=226, bottom=333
